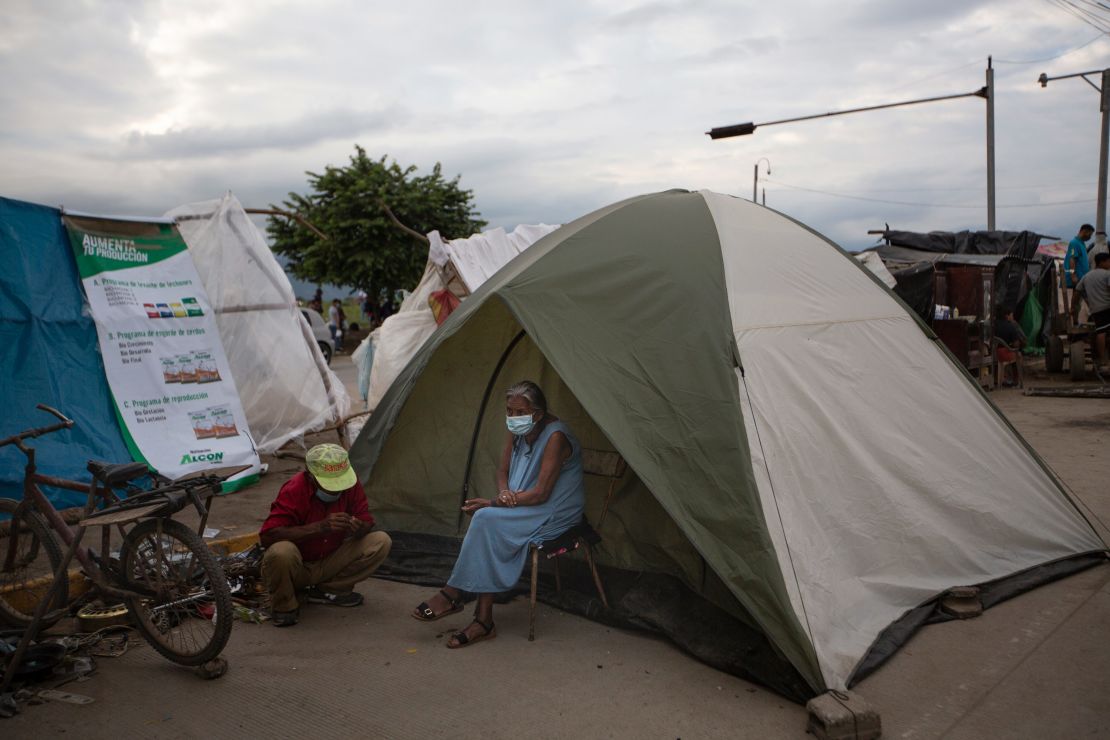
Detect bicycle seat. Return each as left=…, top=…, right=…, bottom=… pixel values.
left=87, top=460, right=150, bottom=486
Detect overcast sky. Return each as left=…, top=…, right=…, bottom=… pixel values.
left=3, top=0, right=1109, bottom=254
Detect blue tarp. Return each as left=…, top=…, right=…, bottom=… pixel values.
left=0, top=196, right=133, bottom=508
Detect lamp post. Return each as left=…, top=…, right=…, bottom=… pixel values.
left=1038, top=67, right=1110, bottom=253
left=754, top=157, right=771, bottom=204
left=707, top=60, right=996, bottom=228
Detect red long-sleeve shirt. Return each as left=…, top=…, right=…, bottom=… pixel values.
left=259, top=471, right=375, bottom=561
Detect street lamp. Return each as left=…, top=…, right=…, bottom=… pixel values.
left=707, top=59, right=997, bottom=228
left=754, top=157, right=771, bottom=204
left=1038, top=67, right=1110, bottom=252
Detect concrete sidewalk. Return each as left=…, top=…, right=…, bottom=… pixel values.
left=6, top=358, right=1109, bottom=738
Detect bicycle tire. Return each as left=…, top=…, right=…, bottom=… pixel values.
left=0, top=497, right=69, bottom=628
left=118, top=518, right=232, bottom=666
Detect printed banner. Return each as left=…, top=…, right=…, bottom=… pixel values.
left=63, top=213, right=261, bottom=485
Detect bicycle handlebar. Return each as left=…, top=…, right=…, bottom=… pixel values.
left=36, top=404, right=73, bottom=425
left=0, top=404, right=76, bottom=449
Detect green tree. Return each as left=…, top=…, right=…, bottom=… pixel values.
left=268, top=145, right=486, bottom=295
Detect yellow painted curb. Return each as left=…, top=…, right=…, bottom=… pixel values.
left=1, top=530, right=262, bottom=612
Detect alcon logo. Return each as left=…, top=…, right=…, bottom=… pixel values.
left=180, top=451, right=225, bottom=465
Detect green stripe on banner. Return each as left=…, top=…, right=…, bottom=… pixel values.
left=220, top=473, right=260, bottom=494
left=110, top=391, right=150, bottom=467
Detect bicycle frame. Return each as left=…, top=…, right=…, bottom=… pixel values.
left=14, top=445, right=146, bottom=603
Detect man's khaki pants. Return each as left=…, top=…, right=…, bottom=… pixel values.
left=261, top=531, right=392, bottom=613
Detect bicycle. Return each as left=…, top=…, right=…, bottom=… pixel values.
left=0, top=405, right=238, bottom=685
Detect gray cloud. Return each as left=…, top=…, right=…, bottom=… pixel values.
left=116, top=106, right=406, bottom=160
left=601, top=0, right=712, bottom=29
left=1, top=0, right=1106, bottom=256
left=678, top=37, right=782, bottom=65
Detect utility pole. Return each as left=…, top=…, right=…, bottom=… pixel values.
left=1099, top=70, right=1110, bottom=251
left=1038, top=67, right=1110, bottom=252
left=708, top=70, right=995, bottom=229
left=986, top=57, right=996, bottom=230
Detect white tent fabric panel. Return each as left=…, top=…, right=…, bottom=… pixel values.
left=853, top=250, right=897, bottom=287
left=734, top=367, right=810, bottom=643
left=366, top=263, right=443, bottom=411
left=365, top=224, right=560, bottom=411
left=701, top=191, right=1103, bottom=690
left=167, top=194, right=351, bottom=452
left=439, top=224, right=559, bottom=293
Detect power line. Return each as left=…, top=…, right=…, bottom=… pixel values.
left=994, top=32, right=1107, bottom=64
left=879, top=59, right=982, bottom=95
left=1068, top=0, right=1110, bottom=27
left=1053, top=0, right=1110, bottom=32
left=763, top=178, right=1096, bottom=209
left=1075, top=0, right=1110, bottom=16
left=1046, top=0, right=1110, bottom=34
left=765, top=181, right=1084, bottom=194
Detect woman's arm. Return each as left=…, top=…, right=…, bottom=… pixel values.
left=510, top=432, right=571, bottom=507
left=496, top=433, right=512, bottom=496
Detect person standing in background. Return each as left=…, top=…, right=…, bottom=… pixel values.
left=1066, top=223, right=1094, bottom=292
left=1072, top=252, right=1110, bottom=368
left=328, top=298, right=345, bottom=352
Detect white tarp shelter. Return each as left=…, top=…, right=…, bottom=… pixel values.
left=167, top=193, right=350, bottom=453
left=362, top=223, right=558, bottom=411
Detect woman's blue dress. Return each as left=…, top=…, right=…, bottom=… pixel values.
left=447, top=420, right=586, bottom=593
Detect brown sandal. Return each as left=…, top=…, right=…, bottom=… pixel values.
left=412, top=589, right=465, bottom=622
left=446, top=618, right=496, bottom=649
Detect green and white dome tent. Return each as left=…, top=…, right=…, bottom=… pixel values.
left=350, top=189, right=1106, bottom=698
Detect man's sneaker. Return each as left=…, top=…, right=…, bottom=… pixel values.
left=305, top=587, right=364, bottom=607
left=272, top=609, right=299, bottom=627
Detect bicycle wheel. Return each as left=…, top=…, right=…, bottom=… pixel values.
left=0, top=497, right=69, bottom=628
left=118, top=518, right=232, bottom=666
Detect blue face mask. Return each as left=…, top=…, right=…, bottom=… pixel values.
left=315, top=488, right=342, bottom=504
left=506, top=414, right=536, bottom=436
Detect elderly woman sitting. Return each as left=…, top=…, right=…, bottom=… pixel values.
left=411, top=380, right=587, bottom=647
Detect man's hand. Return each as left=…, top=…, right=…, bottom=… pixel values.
left=319, top=512, right=358, bottom=534
left=461, top=498, right=491, bottom=515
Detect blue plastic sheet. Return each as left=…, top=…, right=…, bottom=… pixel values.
left=0, top=196, right=133, bottom=509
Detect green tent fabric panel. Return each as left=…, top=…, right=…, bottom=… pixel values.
left=351, top=194, right=651, bottom=482
left=364, top=299, right=523, bottom=534
left=494, top=191, right=823, bottom=692
left=464, top=333, right=712, bottom=586
left=364, top=303, right=761, bottom=631
left=364, top=303, right=713, bottom=594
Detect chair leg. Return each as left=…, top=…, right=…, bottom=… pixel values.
left=554, top=556, right=562, bottom=593
left=529, top=546, right=538, bottom=642
left=582, top=540, right=609, bottom=609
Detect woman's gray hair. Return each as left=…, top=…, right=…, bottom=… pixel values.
left=505, top=380, right=547, bottom=414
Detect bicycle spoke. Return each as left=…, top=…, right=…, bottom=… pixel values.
left=120, top=518, right=230, bottom=664
left=0, top=502, right=68, bottom=626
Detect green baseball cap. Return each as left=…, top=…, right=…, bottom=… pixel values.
left=306, top=443, right=358, bottom=492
